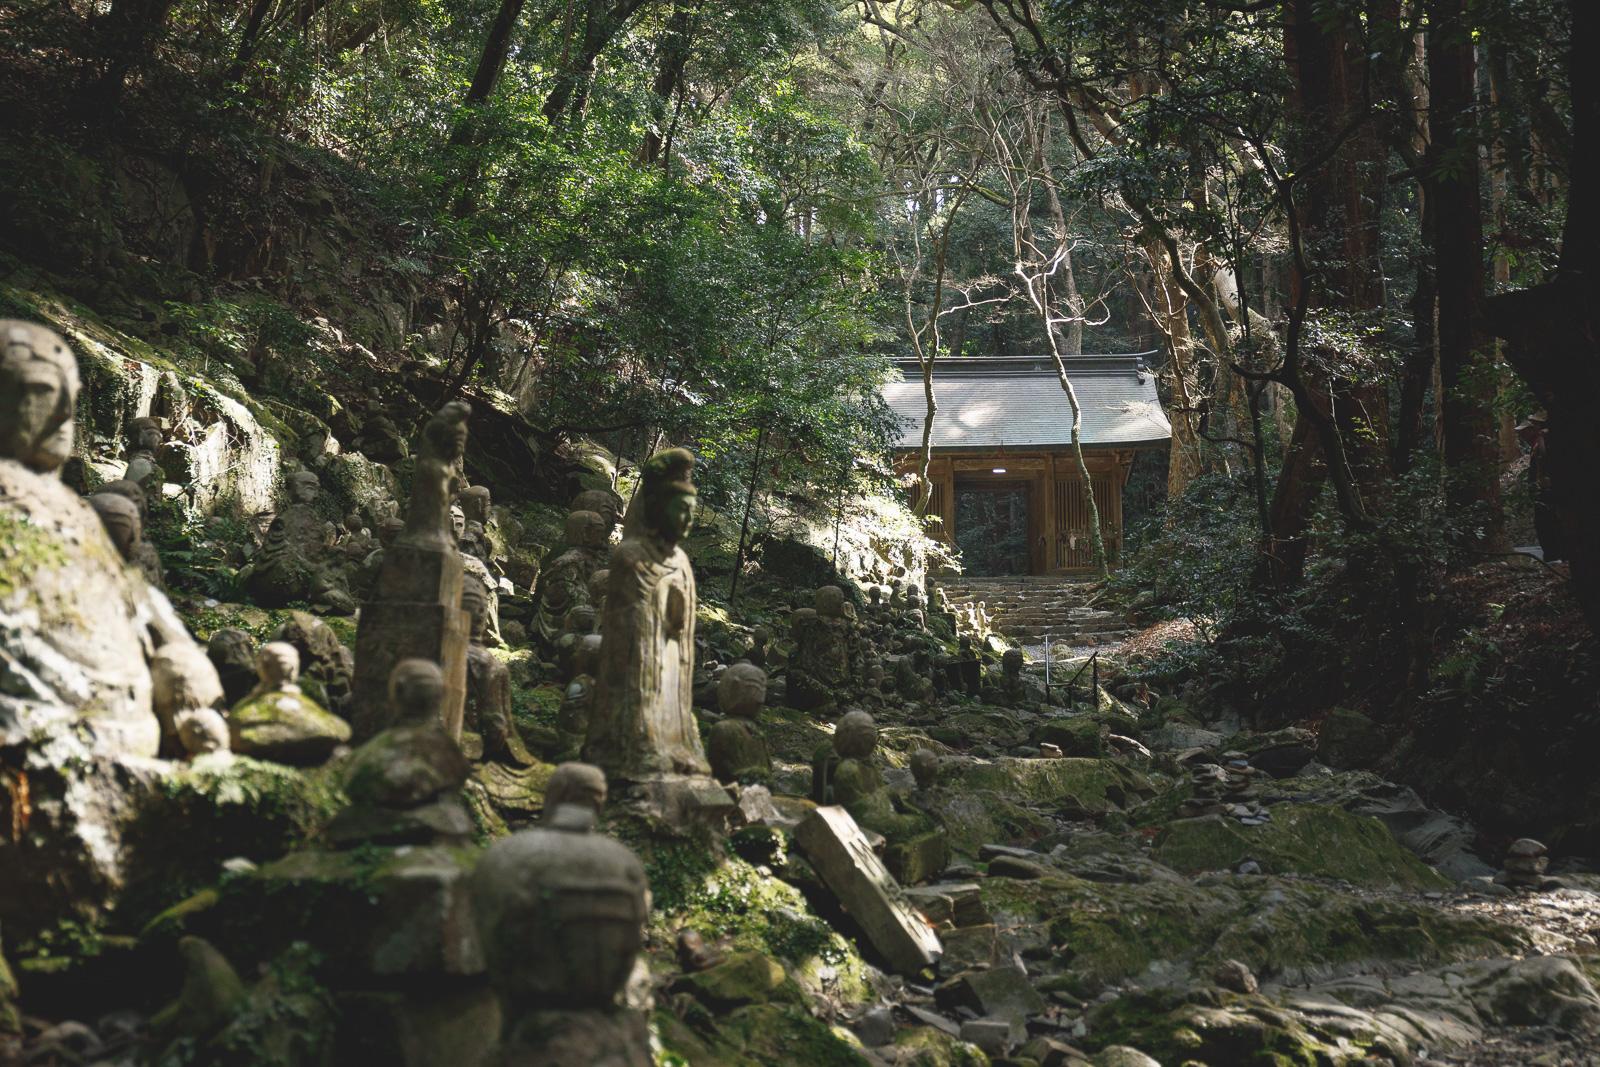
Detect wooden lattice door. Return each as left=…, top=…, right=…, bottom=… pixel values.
left=1052, top=473, right=1118, bottom=570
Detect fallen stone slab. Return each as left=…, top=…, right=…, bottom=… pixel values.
left=794, top=805, right=943, bottom=975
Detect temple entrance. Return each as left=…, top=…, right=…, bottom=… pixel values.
left=953, top=480, right=1031, bottom=575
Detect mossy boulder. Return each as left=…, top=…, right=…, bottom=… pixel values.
left=1154, top=805, right=1450, bottom=888
left=981, top=871, right=1527, bottom=994
left=1035, top=716, right=1109, bottom=757
left=672, top=951, right=803, bottom=1010
left=229, top=690, right=352, bottom=765
left=892, top=1026, right=991, bottom=1067
left=957, top=758, right=1152, bottom=816
left=1317, top=708, right=1386, bottom=770
left=634, top=840, right=870, bottom=1005
left=655, top=1002, right=869, bottom=1067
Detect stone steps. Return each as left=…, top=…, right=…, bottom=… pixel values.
left=935, top=575, right=1132, bottom=648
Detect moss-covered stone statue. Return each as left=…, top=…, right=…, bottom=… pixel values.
left=583, top=448, right=710, bottom=782
left=472, top=784, right=652, bottom=1067
left=535, top=509, right=609, bottom=646
left=240, top=469, right=354, bottom=614
left=787, top=586, right=858, bottom=714
left=706, top=664, right=772, bottom=784
left=462, top=574, right=534, bottom=765
left=229, top=642, right=352, bottom=765
left=811, top=711, right=946, bottom=884
left=0, top=320, right=222, bottom=938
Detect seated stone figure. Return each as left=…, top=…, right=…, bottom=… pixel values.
left=811, top=710, right=945, bottom=883
left=240, top=470, right=354, bottom=614
left=228, top=642, right=352, bottom=765
left=984, top=647, right=1048, bottom=707
left=554, top=604, right=597, bottom=681
left=0, top=320, right=222, bottom=939
left=471, top=786, right=652, bottom=1067
left=206, top=628, right=258, bottom=706
left=555, top=633, right=603, bottom=762
left=324, top=659, right=474, bottom=847
left=787, top=586, right=857, bottom=713
left=122, top=415, right=166, bottom=487
left=706, top=664, right=771, bottom=784
left=151, top=640, right=225, bottom=758
left=89, top=490, right=164, bottom=588
left=461, top=575, right=534, bottom=765
left=534, top=509, right=608, bottom=647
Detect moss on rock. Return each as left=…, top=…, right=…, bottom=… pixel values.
left=1154, top=806, right=1450, bottom=888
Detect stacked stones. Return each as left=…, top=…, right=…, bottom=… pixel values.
left=1499, top=838, right=1550, bottom=889
left=1177, top=760, right=1260, bottom=819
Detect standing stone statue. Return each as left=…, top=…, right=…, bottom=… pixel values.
left=471, top=797, right=652, bottom=1067
left=0, top=321, right=221, bottom=938
left=534, top=510, right=609, bottom=646
left=461, top=574, right=534, bottom=765
left=556, top=634, right=603, bottom=762
left=350, top=402, right=473, bottom=739
left=787, top=586, right=856, bottom=714
left=583, top=449, right=711, bottom=783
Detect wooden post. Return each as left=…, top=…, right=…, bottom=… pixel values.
left=1043, top=452, right=1060, bottom=573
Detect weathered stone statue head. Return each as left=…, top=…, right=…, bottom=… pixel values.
left=834, top=710, right=878, bottom=759
left=907, top=608, right=925, bottom=631
left=574, top=633, right=603, bottom=677
left=868, top=586, right=884, bottom=608
left=377, top=516, right=404, bottom=547
left=344, top=510, right=366, bottom=536
left=98, top=477, right=147, bottom=516
left=255, top=641, right=301, bottom=692
left=128, top=416, right=162, bottom=455
left=89, top=492, right=142, bottom=562
left=571, top=487, right=622, bottom=531
left=470, top=803, right=650, bottom=1019
left=629, top=447, right=697, bottom=547
left=389, top=658, right=446, bottom=724
left=587, top=567, right=610, bottom=611
left=286, top=470, right=321, bottom=505
left=458, top=484, right=492, bottom=525
left=564, top=509, right=606, bottom=551
left=450, top=503, right=466, bottom=544
left=717, top=663, right=767, bottom=720
left=176, top=707, right=231, bottom=759
left=815, top=586, right=846, bottom=619
left=1002, top=648, right=1024, bottom=678
left=0, top=320, right=79, bottom=474
left=543, top=761, right=608, bottom=820
left=910, top=747, right=939, bottom=790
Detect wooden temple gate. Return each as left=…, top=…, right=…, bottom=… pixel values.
left=909, top=449, right=1131, bottom=574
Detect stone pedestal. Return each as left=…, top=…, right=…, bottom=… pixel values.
left=622, top=775, right=737, bottom=830
left=352, top=544, right=470, bottom=739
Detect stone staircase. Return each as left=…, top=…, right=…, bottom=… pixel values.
left=935, top=575, right=1136, bottom=647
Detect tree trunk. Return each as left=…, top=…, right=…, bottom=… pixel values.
left=1427, top=0, right=1505, bottom=551
left=641, top=2, right=695, bottom=166
left=1486, top=0, right=1600, bottom=632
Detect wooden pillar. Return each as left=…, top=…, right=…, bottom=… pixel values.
left=1043, top=451, right=1060, bottom=573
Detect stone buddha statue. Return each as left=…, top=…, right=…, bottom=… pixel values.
left=535, top=509, right=609, bottom=646
left=241, top=469, right=354, bottom=614
left=461, top=574, right=533, bottom=765
left=556, top=633, right=603, bottom=762
left=0, top=321, right=221, bottom=938
left=471, top=785, right=652, bottom=1067
left=89, top=490, right=165, bottom=588
left=706, top=664, right=771, bottom=784
left=582, top=448, right=711, bottom=782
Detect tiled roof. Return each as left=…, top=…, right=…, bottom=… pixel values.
left=883, top=355, right=1172, bottom=451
